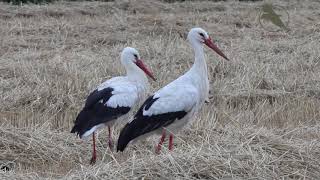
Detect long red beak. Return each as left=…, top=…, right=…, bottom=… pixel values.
left=204, top=37, right=229, bottom=61
left=135, top=59, right=156, bottom=81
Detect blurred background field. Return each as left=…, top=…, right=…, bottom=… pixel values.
left=0, top=0, right=320, bottom=179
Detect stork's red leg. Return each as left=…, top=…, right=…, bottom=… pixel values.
left=169, top=134, right=174, bottom=151
left=155, top=129, right=166, bottom=154
left=90, top=132, right=97, bottom=165
left=108, top=125, right=114, bottom=151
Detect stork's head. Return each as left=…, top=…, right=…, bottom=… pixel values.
left=121, top=47, right=156, bottom=81
left=188, top=27, right=229, bottom=61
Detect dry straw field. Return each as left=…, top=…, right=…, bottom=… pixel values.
left=1, top=0, right=320, bottom=179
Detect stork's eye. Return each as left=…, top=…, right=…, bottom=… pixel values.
left=134, top=54, right=138, bottom=58
left=199, top=33, right=205, bottom=37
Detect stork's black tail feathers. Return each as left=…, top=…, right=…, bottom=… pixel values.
left=116, top=95, right=188, bottom=152
left=70, top=109, right=93, bottom=139
left=117, top=120, right=141, bottom=152
left=117, top=97, right=156, bottom=152
left=71, top=105, right=131, bottom=139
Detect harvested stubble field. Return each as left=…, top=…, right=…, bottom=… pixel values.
left=0, top=0, right=320, bottom=179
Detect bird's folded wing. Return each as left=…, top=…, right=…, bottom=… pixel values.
left=72, top=80, right=136, bottom=137
left=106, top=83, right=138, bottom=108
left=117, top=85, right=199, bottom=151
left=85, top=77, right=138, bottom=110
left=143, top=85, right=198, bottom=117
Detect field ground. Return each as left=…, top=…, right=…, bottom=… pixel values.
left=1, top=0, right=320, bottom=179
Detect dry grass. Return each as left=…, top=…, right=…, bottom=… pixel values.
left=1, top=0, right=320, bottom=179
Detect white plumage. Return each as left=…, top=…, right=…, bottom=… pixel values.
left=117, top=28, right=229, bottom=153
left=143, top=83, right=198, bottom=117
left=102, top=80, right=140, bottom=109
left=71, top=47, right=155, bottom=164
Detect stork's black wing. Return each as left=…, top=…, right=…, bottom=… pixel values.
left=71, top=87, right=130, bottom=138
left=117, top=95, right=187, bottom=152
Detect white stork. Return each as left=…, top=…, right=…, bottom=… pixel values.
left=117, top=28, right=229, bottom=153
left=71, top=47, right=155, bottom=164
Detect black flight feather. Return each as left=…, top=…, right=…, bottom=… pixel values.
left=117, top=95, right=187, bottom=152
left=71, top=87, right=130, bottom=138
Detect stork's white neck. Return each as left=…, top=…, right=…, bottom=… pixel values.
left=186, top=39, right=210, bottom=104
left=125, top=62, right=149, bottom=85
left=189, top=41, right=208, bottom=78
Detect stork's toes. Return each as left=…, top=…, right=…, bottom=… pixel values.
left=155, top=149, right=161, bottom=155
left=155, top=146, right=162, bottom=155
left=90, top=156, right=96, bottom=165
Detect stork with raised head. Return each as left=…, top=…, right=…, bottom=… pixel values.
left=71, top=47, right=155, bottom=164
left=117, top=28, right=229, bottom=153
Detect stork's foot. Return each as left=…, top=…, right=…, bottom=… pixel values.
left=90, top=133, right=97, bottom=165
left=108, top=138, right=114, bottom=151
left=155, top=129, right=166, bottom=154
left=155, top=145, right=162, bottom=155
left=107, top=125, right=114, bottom=151
left=90, top=155, right=96, bottom=165
left=169, top=134, right=174, bottom=151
